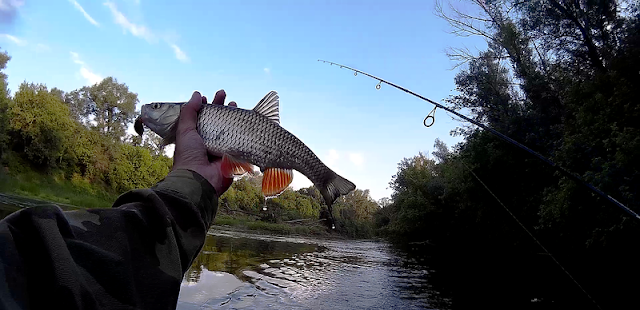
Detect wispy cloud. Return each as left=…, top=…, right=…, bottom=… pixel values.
left=1, top=33, right=26, bottom=46
left=0, top=0, right=24, bottom=26
left=170, top=43, right=189, bottom=62
left=70, top=0, right=99, bottom=26
left=103, top=1, right=153, bottom=41
left=70, top=51, right=83, bottom=64
left=326, top=149, right=340, bottom=166
left=290, top=171, right=313, bottom=190
left=35, top=43, right=50, bottom=52
left=70, top=52, right=102, bottom=85
left=103, top=1, right=188, bottom=63
left=349, top=153, right=365, bottom=168
left=264, top=67, right=271, bottom=74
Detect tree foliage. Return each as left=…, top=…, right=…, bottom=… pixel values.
left=65, top=77, right=138, bottom=140
left=0, top=50, right=171, bottom=197
left=0, top=48, right=11, bottom=157
left=8, top=82, right=76, bottom=167
left=378, top=2, right=640, bottom=306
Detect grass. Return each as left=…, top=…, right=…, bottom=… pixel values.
left=0, top=168, right=119, bottom=209
left=213, top=214, right=329, bottom=236
left=0, top=168, right=330, bottom=237
left=0, top=155, right=331, bottom=237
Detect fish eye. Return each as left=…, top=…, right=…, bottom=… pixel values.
left=152, top=103, right=160, bottom=109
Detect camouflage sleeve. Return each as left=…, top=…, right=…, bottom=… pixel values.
left=0, top=169, right=218, bottom=310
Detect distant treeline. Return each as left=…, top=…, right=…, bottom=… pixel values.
left=219, top=174, right=380, bottom=238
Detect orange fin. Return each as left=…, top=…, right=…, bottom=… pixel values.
left=221, top=154, right=255, bottom=178
left=261, top=168, right=293, bottom=197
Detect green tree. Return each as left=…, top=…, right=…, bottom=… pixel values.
left=218, top=176, right=264, bottom=213
left=0, top=49, right=11, bottom=158
left=108, top=143, right=171, bottom=193
left=66, top=77, right=138, bottom=140
left=332, top=188, right=379, bottom=238
left=8, top=82, right=76, bottom=167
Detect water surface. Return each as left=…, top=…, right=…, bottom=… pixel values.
left=177, top=230, right=451, bottom=310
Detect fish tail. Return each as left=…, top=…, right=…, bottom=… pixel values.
left=318, top=171, right=355, bottom=229
left=319, top=170, right=356, bottom=207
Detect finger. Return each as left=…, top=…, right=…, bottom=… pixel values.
left=177, top=91, right=202, bottom=133
left=202, top=95, right=207, bottom=104
left=212, top=90, right=226, bottom=106
left=229, top=101, right=237, bottom=107
left=212, top=161, right=234, bottom=189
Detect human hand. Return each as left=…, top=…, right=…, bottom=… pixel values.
left=172, top=90, right=237, bottom=195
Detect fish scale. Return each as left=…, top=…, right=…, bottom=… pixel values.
left=200, top=105, right=319, bottom=179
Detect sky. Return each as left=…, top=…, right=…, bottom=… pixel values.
left=0, top=0, right=487, bottom=201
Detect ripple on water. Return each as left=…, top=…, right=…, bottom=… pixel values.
left=177, top=230, right=451, bottom=310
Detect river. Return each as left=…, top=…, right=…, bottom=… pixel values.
left=177, top=229, right=452, bottom=310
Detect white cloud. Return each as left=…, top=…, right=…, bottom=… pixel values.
left=70, top=0, right=99, bottom=26
left=1, top=33, right=26, bottom=46
left=348, top=153, right=365, bottom=168
left=70, top=51, right=102, bottom=85
left=0, top=0, right=23, bottom=26
left=326, top=149, right=339, bottom=166
left=103, top=1, right=189, bottom=64
left=34, top=43, right=50, bottom=52
left=103, top=1, right=153, bottom=41
left=290, top=171, right=312, bottom=190
left=263, top=67, right=270, bottom=74
left=0, top=0, right=24, bottom=11
left=70, top=51, right=83, bottom=64
left=80, top=67, right=102, bottom=85
left=170, top=43, right=189, bottom=62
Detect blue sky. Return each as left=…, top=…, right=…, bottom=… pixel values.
left=0, top=0, right=487, bottom=201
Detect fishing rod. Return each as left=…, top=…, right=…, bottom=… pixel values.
left=318, top=59, right=640, bottom=221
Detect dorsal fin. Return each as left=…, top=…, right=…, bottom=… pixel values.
left=252, top=91, right=280, bottom=124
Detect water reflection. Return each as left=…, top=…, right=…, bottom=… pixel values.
left=178, top=230, right=451, bottom=310
left=184, top=232, right=322, bottom=283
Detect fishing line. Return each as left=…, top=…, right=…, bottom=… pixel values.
left=461, top=161, right=602, bottom=310
left=318, top=59, right=640, bottom=222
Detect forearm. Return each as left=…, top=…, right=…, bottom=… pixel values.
left=0, top=169, right=218, bottom=310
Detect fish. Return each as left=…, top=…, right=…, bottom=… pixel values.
left=135, top=91, right=356, bottom=227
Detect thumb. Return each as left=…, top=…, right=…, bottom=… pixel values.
left=177, top=91, right=202, bottom=134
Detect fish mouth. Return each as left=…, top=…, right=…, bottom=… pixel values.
left=134, top=117, right=144, bottom=136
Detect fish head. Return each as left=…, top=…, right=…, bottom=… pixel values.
left=137, top=102, right=184, bottom=144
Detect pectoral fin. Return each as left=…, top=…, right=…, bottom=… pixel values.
left=262, top=168, right=293, bottom=197
left=221, top=154, right=255, bottom=178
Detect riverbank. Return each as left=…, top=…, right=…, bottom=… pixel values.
left=0, top=170, right=343, bottom=238
left=0, top=168, right=118, bottom=209
left=212, top=214, right=331, bottom=237
left=0, top=168, right=368, bottom=239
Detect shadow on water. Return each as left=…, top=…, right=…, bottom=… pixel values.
left=387, top=240, right=605, bottom=310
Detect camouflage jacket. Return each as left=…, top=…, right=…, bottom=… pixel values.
left=0, top=169, right=219, bottom=310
